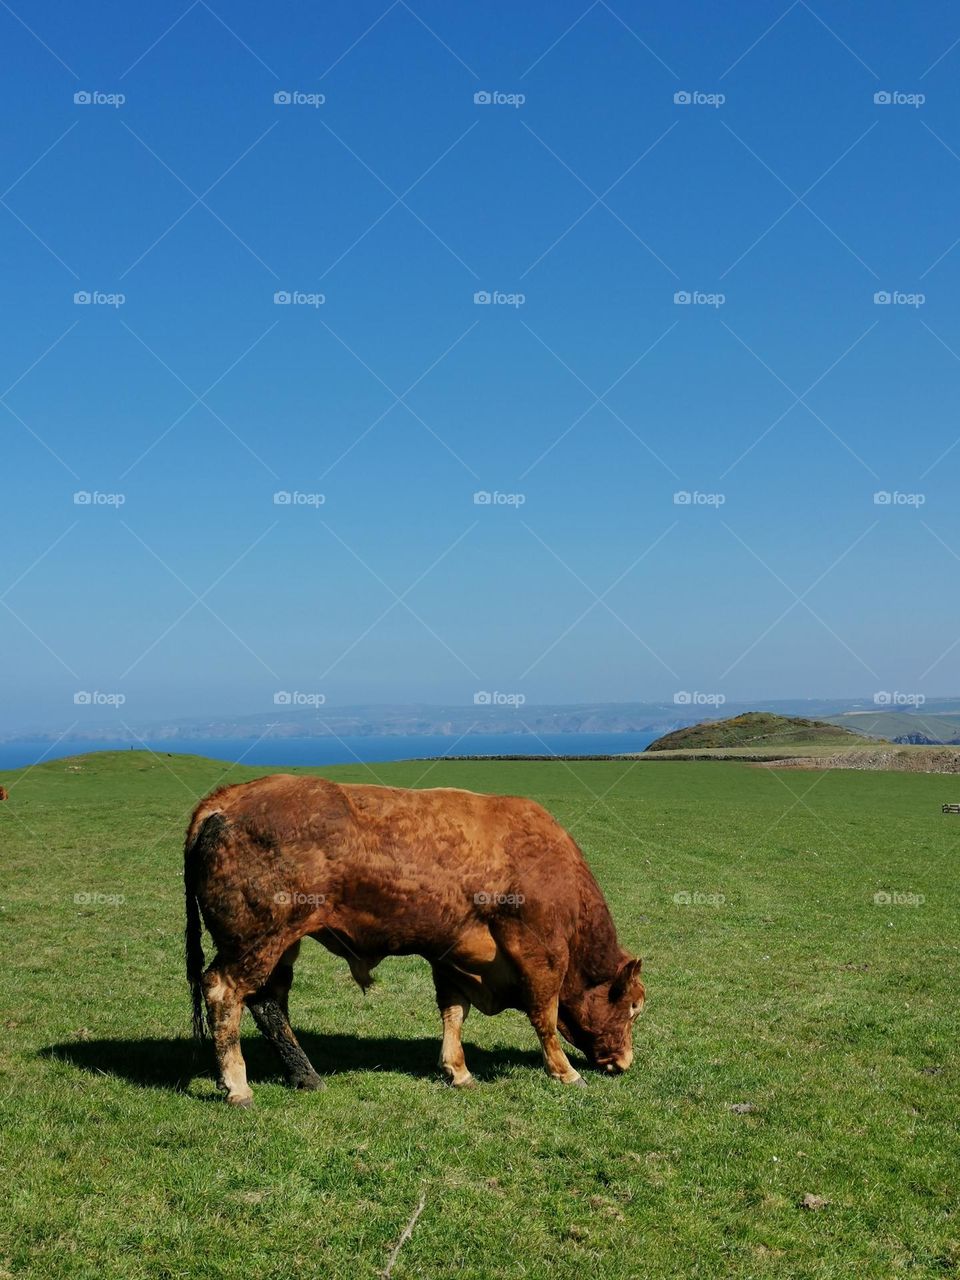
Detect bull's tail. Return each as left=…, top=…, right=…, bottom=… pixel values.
left=184, top=810, right=226, bottom=1040
left=185, top=886, right=206, bottom=1040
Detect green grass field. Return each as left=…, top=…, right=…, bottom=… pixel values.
left=1, top=750, right=957, bottom=1279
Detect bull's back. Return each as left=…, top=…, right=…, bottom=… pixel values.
left=188, top=775, right=579, bottom=954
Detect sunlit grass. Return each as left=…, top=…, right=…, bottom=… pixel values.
left=0, top=751, right=957, bottom=1278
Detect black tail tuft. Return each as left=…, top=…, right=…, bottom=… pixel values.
left=184, top=812, right=225, bottom=1040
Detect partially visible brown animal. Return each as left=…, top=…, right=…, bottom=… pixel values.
left=0, top=786, right=8, bottom=801
left=184, top=774, right=644, bottom=1106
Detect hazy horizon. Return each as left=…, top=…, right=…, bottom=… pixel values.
left=5, top=690, right=956, bottom=742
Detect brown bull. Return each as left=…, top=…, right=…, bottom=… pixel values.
left=184, top=774, right=644, bottom=1105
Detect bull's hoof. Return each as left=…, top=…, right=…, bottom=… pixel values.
left=441, top=1071, right=477, bottom=1089
left=228, top=1094, right=254, bottom=1108
left=294, top=1073, right=325, bottom=1091
left=552, top=1074, right=586, bottom=1087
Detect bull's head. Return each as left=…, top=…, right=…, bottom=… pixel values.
left=558, top=955, right=645, bottom=1074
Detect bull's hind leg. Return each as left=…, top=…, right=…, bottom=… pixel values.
left=431, top=965, right=475, bottom=1088
left=202, top=964, right=254, bottom=1107
left=247, top=943, right=324, bottom=1091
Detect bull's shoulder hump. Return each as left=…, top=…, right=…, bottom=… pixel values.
left=337, top=782, right=538, bottom=809
left=419, top=785, right=483, bottom=795
left=335, top=781, right=486, bottom=805
left=194, top=772, right=346, bottom=815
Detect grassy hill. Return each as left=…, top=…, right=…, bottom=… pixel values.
left=645, top=711, right=860, bottom=754
left=1, top=749, right=957, bottom=1278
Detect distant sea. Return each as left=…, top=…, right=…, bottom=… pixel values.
left=0, top=731, right=660, bottom=773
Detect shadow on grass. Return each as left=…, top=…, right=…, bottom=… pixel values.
left=41, top=1030, right=545, bottom=1093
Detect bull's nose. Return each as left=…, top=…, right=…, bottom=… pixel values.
left=604, top=1062, right=624, bottom=1075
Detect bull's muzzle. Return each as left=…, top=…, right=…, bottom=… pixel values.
left=603, top=1043, right=634, bottom=1074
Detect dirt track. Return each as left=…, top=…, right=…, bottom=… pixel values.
left=753, top=748, right=960, bottom=774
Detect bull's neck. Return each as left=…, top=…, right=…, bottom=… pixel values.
left=563, top=861, right=623, bottom=995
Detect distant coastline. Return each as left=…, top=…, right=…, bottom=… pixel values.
left=0, top=730, right=661, bottom=773
left=4, top=696, right=927, bottom=747
left=6, top=699, right=960, bottom=771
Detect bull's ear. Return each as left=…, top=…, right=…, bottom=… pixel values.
left=609, top=956, right=642, bottom=1002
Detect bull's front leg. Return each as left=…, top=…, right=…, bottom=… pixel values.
left=529, top=996, right=586, bottom=1086
left=431, top=965, right=476, bottom=1088
left=493, top=924, right=585, bottom=1086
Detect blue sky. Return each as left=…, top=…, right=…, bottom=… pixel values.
left=3, top=0, right=960, bottom=731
